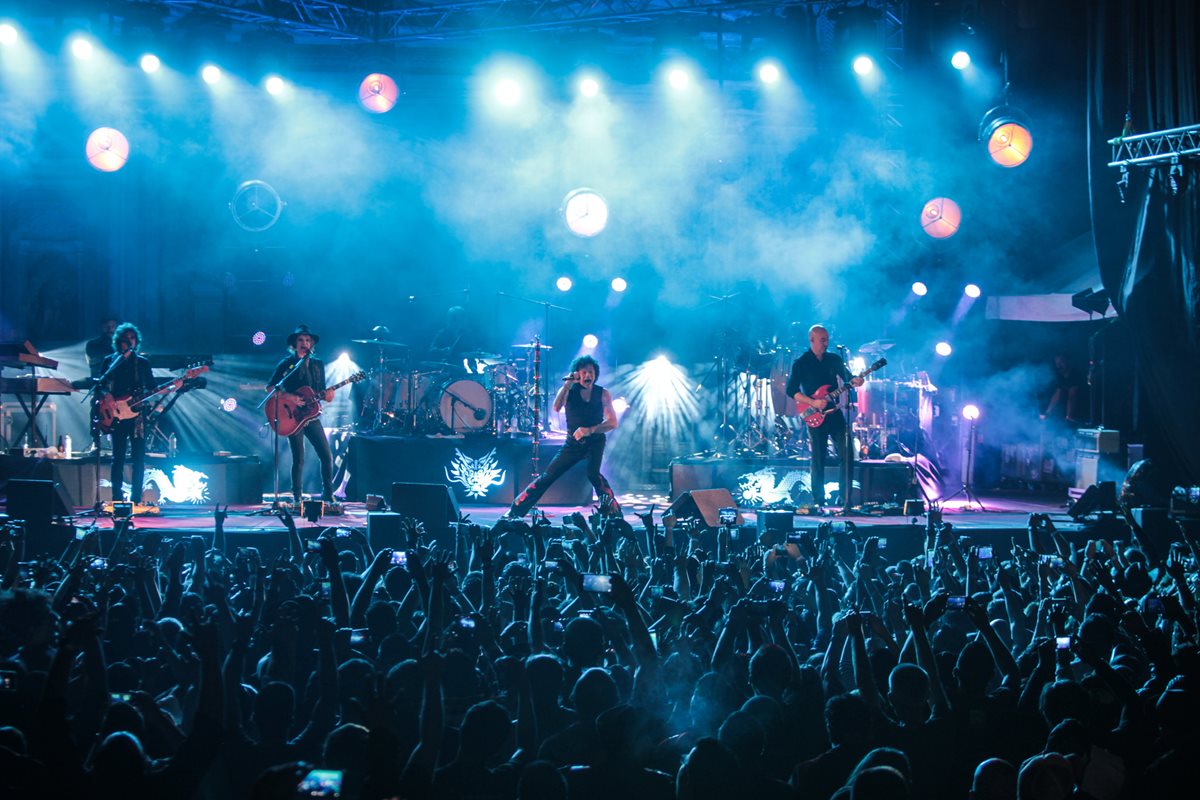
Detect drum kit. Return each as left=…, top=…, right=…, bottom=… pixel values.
left=352, top=337, right=552, bottom=436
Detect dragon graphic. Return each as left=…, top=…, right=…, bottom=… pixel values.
left=102, top=466, right=210, bottom=505
left=736, top=468, right=860, bottom=507
left=445, top=448, right=507, bottom=499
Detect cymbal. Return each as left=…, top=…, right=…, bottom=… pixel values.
left=511, top=343, right=554, bottom=350
left=418, top=361, right=454, bottom=370
left=857, top=339, right=895, bottom=354
left=463, top=351, right=504, bottom=366
left=352, top=338, right=409, bottom=348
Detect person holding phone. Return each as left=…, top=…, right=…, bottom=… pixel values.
left=506, top=355, right=622, bottom=519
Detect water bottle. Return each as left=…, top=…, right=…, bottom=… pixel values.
left=62, top=434, right=72, bottom=459
left=168, top=434, right=177, bottom=458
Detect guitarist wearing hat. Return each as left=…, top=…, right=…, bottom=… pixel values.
left=787, top=325, right=864, bottom=510
left=266, top=325, right=336, bottom=505
left=98, top=323, right=156, bottom=503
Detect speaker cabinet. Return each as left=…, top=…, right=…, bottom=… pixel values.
left=5, top=479, right=74, bottom=556
left=390, top=482, right=461, bottom=545
left=368, top=512, right=405, bottom=551
left=668, top=488, right=741, bottom=529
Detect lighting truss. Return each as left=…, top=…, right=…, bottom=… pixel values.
left=1108, top=123, right=1200, bottom=168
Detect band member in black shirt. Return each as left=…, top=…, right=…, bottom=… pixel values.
left=786, top=325, right=863, bottom=508
left=507, top=355, right=621, bottom=518
left=266, top=325, right=336, bottom=505
left=85, top=315, right=118, bottom=378
left=98, top=323, right=156, bottom=503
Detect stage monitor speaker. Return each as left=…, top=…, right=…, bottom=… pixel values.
left=368, top=512, right=405, bottom=551
left=668, top=488, right=740, bottom=529
left=391, top=482, right=461, bottom=544
left=6, top=478, right=72, bottom=523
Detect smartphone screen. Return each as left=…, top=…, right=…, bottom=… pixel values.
left=947, top=595, right=966, bottom=609
left=335, top=529, right=352, bottom=538
left=649, top=630, right=659, bottom=649
left=718, top=507, right=737, bottom=525
left=978, top=546, right=994, bottom=559
left=582, top=574, right=613, bottom=593
left=786, top=532, right=803, bottom=544
left=110, top=691, right=133, bottom=703
left=297, top=768, right=343, bottom=798
left=769, top=579, right=786, bottom=593
left=75, top=528, right=88, bottom=541
left=458, top=616, right=476, bottom=630
left=0, top=670, right=18, bottom=692
left=390, top=550, right=407, bottom=566
left=877, top=538, right=888, bottom=550
left=1055, top=635, right=1072, bottom=651
left=306, top=541, right=322, bottom=553
left=320, top=580, right=331, bottom=599
left=90, top=556, right=108, bottom=570
left=542, top=559, right=559, bottom=571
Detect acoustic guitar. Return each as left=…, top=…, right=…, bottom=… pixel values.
left=265, top=371, right=366, bottom=436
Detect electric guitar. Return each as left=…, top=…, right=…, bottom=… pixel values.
left=801, top=358, right=887, bottom=428
left=96, top=364, right=210, bottom=432
left=265, top=371, right=366, bottom=437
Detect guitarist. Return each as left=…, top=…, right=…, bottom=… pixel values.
left=786, top=325, right=863, bottom=510
left=98, top=323, right=156, bottom=503
left=266, top=325, right=335, bottom=506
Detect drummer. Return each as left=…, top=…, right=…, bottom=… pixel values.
left=428, top=305, right=479, bottom=374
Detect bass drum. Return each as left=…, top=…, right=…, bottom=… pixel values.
left=437, top=378, right=492, bottom=433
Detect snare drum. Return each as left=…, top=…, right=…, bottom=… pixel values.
left=396, top=371, right=438, bottom=412
left=437, top=378, right=492, bottom=433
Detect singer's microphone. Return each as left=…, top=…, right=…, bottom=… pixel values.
left=562, top=374, right=577, bottom=382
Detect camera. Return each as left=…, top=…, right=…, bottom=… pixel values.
left=297, top=768, right=343, bottom=798
left=335, top=529, right=352, bottom=538
left=390, top=550, right=407, bottom=566
left=1040, top=554, right=1065, bottom=568
left=1055, top=635, right=1073, bottom=651
left=718, top=507, right=738, bottom=526
left=768, top=579, right=786, bottom=594
left=582, top=574, right=613, bottom=593
left=947, top=595, right=966, bottom=610
left=319, top=580, right=331, bottom=599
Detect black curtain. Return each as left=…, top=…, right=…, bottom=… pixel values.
left=1087, top=0, right=1200, bottom=484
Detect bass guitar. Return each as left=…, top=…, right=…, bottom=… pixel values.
left=800, top=358, right=887, bottom=428
left=96, top=364, right=210, bottom=433
left=265, top=371, right=366, bottom=437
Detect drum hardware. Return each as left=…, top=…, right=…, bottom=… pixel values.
left=354, top=338, right=411, bottom=432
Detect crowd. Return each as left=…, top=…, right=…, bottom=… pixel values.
left=0, top=502, right=1197, bottom=800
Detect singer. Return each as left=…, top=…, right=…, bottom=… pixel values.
left=266, top=325, right=336, bottom=505
left=98, top=323, right=155, bottom=503
left=786, top=324, right=863, bottom=510
left=506, top=354, right=622, bottom=519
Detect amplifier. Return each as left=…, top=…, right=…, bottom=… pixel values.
left=1075, top=428, right=1121, bottom=454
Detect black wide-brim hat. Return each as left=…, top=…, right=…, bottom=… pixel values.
left=287, top=325, right=320, bottom=347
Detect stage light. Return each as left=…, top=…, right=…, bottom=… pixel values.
left=265, top=75, right=286, bottom=95
left=0, top=24, right=18, bottom=46
left=912, top=281, right=928, bottom=296
left=252, top=331, right=267, bottom=346
left=221, top=398, right=238, bottom=412
left=610, top=277, right=627, bottom=293
left=556, top=276, right=573, bottom=292
left=578, top=76, right=600, bottom=98
left=582, top=334, right=599, bottom=349
left=980, top=106, right=1033, bottom=167
left=935, top=341, right=953, bottom=357
left=70, top=36, right=94, bottom=60
left=964, top=283, right=982, bottom=298
left=85, top=127, right=130, bottom=173
left=962, top=403, right=980, bottom=421
left=668, top=68, right=690, bottom=91
left=951, top=50, right=971, bottom=70
left=920, top=196, right=962, bottom=239
left=140, top=53, right=160, bottom=73
left=757, top=61, right=781, bottom=85
left=612, top=397, right=629, bottom=415
left=494, top=77, right=522, bottom=106
left=1071, top=287, right=1110, bottom=317
left=620, top=355, right=699, bottom=439
left=201, top=65, right=222, bottom=85
left=336, top=352, right=350, bottom=364
left=359, top=73, right=399, bottom=113
left=852, top=55, right=875, bottom=76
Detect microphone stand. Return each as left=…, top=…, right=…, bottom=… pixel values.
left=251, top=355, right=311, bottom=515
left=81, top=351, right=133, bottom=518
left=838, top=345, right=855, bottom=516
left=497, top=291, right=572, bottom=427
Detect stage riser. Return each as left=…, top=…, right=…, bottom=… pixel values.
left=670, top=458, right=917, bottom=508
left=0, top=454, right=264, bottom=507
left=346, top=436, right=593, bottom=506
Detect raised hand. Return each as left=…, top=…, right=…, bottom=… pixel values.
left=275, top=507, right=296, bottom=532
left=214, top=504, right=229, bottom=529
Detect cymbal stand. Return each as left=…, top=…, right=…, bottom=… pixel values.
left=371, top=343, right=388, bottom=431
left=531, top=337, right=542, bottom=477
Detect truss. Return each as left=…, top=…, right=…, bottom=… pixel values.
left=1108, top=123, right=1200, bottom=168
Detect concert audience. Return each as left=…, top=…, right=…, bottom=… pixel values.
left=0, top=502, right=1197, bottom=800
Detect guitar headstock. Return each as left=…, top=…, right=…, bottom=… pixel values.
left=348, top=371, right=367, bottom=384
left=183, top=363, right=211, bottom=380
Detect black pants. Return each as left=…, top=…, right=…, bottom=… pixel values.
left=287, top=420, right=334, bottom=502
left=110, top=417, right=145, bottom=503
left=808, top=411, right=850, bottom=507
left=510, top=434, right=619, bottom=517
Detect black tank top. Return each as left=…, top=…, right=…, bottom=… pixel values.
left=565, top=383, right=604, bottom=435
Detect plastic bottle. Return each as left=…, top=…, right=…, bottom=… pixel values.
left=63, top=434, right=72, bottom=459
left=168, top=434, right=177, bottom=458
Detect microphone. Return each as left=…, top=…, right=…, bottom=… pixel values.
left=562, top=374, right=578, bottom=382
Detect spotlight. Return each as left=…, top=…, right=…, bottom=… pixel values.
left=221, top=397, right=238, bottom=412
left=252, top=331, right=267, bottom=346
left=951, top=50, right=971, bottom=70
left=757, top=62, right=781, bottom=85
left=85, top=128, right=130, bottom=173
left=494, top=77, right=522, bottom=106
left=912, top=281, right=928, bottom=296
left=555, top=276, right=573, bottom=292
left=140, top=54, right=160, bottom=73
left=578, top=76, right=600, bottom=98
left=964, top=283, right=982, bottom=298
left=582, top=334, right=599, bottom=349
left=336, top=352, right=350, bottom=363
left=920, top=197, right=962, bottom=239
left=935, top=342, right=953, bottom=357
left=201, top=65, right=222, bottom=85
left=359, top=73, right=399, bottom=113
left=610, top=277, right=627, bottom=293
left=979, top=106, right=1033, bottom=167
left=70, top=36, right=94, bottom=60
left=668, top=68, right=690, bottom=91
left=852, top=55, right=875, bottom=76
left=612, top=397, right=629, bottom=415
left=265, top=75, right=286, bottom=96
left=1, top=24, right=19, bottom=46
left=1070, top=288, right=1110, bottom=317
left=962, top=403, right=980, bottom=421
